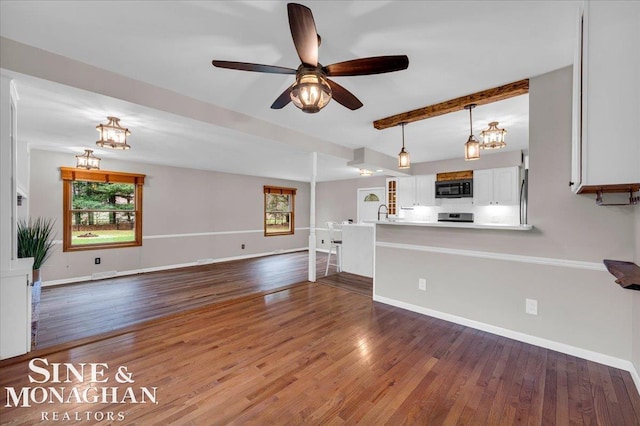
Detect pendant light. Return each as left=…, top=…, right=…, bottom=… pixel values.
left=75, top=149, right=101, bottom=170
left=464, top=104, right=480, bottom=161
left=480, top=121, right=507, bottom=149
left=96, top=116, right=131, bottom=150
left=398, top=122, right=410, bottom=169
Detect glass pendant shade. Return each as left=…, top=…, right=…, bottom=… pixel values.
left=76, top=149, right=101, bottom=170
left=398, top=147, right=411, bottom=169
left=96, top=116, right=131, bottom=150
left=398, top=123, right=411, bottom=169
left=463, top=104, right=480, bottom=161
left=480, top=121, right=507, bottom=149
left=464, top=136, right=481, bottom=161
left=290, top=72, right=332, bottom=113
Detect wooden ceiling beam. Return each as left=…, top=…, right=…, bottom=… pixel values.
left=373, top=78, right=529, bottom=130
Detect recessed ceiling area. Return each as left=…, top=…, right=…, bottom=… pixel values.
left=0, top=1, right=579, bottom=182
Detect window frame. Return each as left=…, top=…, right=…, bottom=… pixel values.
left=60, top=167, right=145, bottom=252
left=263, top=185, right=296, bottom=236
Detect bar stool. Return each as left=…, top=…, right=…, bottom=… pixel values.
left=325, top=221, right=342, bottom=276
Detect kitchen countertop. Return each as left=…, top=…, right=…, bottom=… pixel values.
left=372, top=220, right=533, bottom=231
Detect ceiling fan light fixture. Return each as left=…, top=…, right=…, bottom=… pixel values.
left=96, top=116, right=131, bottom=150
left=480, top=121, right=507, bottom=150
left=290, top=70, right=332, bottom=113
left=398, top=123, right=411, bottom=169
left=463, top=104, right=480, bottom=161
left=75, top=149, right=101, bottom=170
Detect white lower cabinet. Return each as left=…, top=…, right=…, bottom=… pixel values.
left=1, top=267, right=32, bottom=359
left=473, top=167, right=520, bottom=206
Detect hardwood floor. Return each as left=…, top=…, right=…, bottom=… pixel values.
left=36, top=251, right=338, bottom=349
left=1, top=281, right=639, bottom=424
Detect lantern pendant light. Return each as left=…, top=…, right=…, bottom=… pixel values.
left=464, top=104, right=480, bottom=161
left=398, top=122, right=411, bottom=169
left=480, top=121, right=507, bottom=149
left=96, top=116, right=131, bottom=150
left=75, top=149, right=101, bottom=170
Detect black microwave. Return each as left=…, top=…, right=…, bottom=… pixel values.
left=435, top=179, right=473, bottom=198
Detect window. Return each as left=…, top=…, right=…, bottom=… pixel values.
left=60, top=167, right=145, bottom=252
left=264, top=185, right=296, bottom=236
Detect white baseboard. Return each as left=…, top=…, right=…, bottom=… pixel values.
left=374, top=294, right=640, bottom=396
left=42, top=247, right=308, bottom=287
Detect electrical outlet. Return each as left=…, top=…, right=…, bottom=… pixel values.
left=322, top=239, right=325, bottom=244
left=241, top=244, right=245, bottom=249
left=525, top=298, right=538, bottom=315
left=94, top=257, right=101, bottom=265
left=418, top=278, right=426, bottom=291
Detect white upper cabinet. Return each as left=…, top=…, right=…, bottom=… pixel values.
left=387, top=175, right=436, bottom=208
left=473, top=167, right=520, bottom=206
left=397, top=175, right=436, bottom=208
left=571, top=1, right=640, bottom=193
left=415, top=175, right=436, bottom=206
left=397, top=177, right=416, bottom=208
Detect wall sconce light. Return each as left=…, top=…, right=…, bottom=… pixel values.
left=464, top=104, right=480, bottom=161
left=398, top=122, right=411, bottom=169
left=96, top=116, right=131, bottom=150
left=75, top=149, right=101, bottom=170
left=480, top=121, right=507, bottom=150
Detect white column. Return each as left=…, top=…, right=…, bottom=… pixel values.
left=308, top=152, right=317, bottom=282
left=0, top=74, right=33, bottom=359
left=1, top=74, right=15, bottom=270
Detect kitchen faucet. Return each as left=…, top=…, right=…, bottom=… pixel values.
left=377, top=204, right=389, bottom=221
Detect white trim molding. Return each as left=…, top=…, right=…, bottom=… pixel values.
left=376, top=241, right=606, bottom=271
left=51, top=227, right=312, bottom=244
left=144, top=227, right=311, bottom=240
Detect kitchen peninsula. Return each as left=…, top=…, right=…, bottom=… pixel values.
left=375, top=219, right=533, bottom=231
left=340, top=223, right=375, bottom=278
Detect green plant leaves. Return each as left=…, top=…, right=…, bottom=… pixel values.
left=17, top=217, right=56, bottom=270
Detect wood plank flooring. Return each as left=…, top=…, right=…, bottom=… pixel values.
left=36, top=251, right=338, bottom=349
left=3, top=251, right=639, bottom=424
left=1, top=281, right=639, bottom=425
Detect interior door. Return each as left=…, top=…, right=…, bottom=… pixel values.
left=357, top=187, right=385, bottom=223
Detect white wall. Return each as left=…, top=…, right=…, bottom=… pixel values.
left=315, top=175, right=386, bottom=251
left=29, top=150, right=310, bottom=285
left=374, top=67, right=637, bottom=370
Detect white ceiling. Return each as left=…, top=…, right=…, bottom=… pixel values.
left=0, top=1, right=580, bottom=182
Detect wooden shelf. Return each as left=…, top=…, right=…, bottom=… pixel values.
left=603, top=259, right=640, bottom=291
left=577, top=183, right=640, bottom=194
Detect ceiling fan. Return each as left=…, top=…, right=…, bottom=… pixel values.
left=212, top=3, right=409, bottom=113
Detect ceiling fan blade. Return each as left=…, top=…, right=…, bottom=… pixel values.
left=212, top=60, right=296, bottom=75
left=288, top=3, right=318, bottom=67
left=324, top=55, right=409, bottom=76
left=327, top=79, right=363, bottom=110
left=270, top=85, right=294, bottom=109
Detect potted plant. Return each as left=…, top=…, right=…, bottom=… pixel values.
left=17, top=217, right=56, bottom=349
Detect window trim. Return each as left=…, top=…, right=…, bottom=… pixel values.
left=60, top=167, right=145, bottom=252
left=263, top=185, right=296, bottom=236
